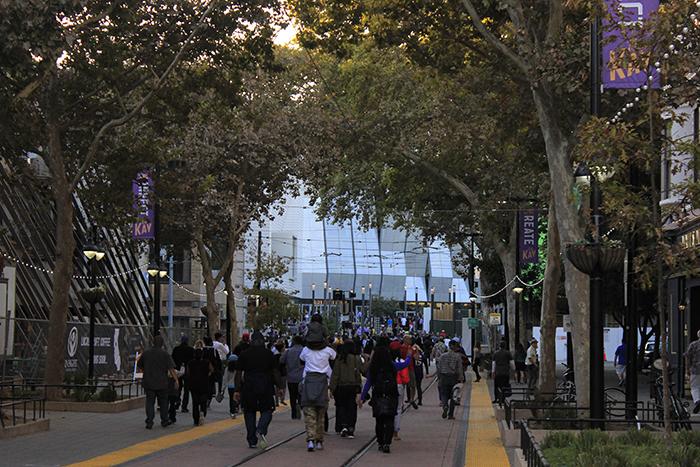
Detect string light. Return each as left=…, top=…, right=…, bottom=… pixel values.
left=0, top=251, right=145, bottom=279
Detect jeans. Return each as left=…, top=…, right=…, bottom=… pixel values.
left=375, top=414, right=394, bottom=446
left=415, top=374, right=424, bottom=404
left=473, top=363, right=481, bottom=381
left=494, top=374, right=510, bottom=403
left=334, top=386, right=358, bottom=433
left=691, top=373, right=700, bottom=404
left=303, top=406, right=327, bottom=442
left=190, top=390, right=208, bottom=424
left=244, top=410, right=273, bottom=446
left=438, top=374, right=458, bottom=417
left=527, top=364, right=538, bottom=390
left=394, top=384, right=405, bottom=432
left=168, top=394, right=179, bottom=422
left=145, top=388, right=169, bottom=426
left=178, top=376, right=189, bottom=410
left=288, top=382, right=301, bottom=419
left=228, top=387, right=239, bottom=415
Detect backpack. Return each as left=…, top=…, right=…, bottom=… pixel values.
left=369, top=367, right=398, bottom=417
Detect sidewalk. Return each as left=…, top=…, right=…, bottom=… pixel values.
left=0, top=371, right=514, bottom=466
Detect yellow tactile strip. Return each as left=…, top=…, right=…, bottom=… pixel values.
left=67, top=416, right=246, bottom=467
left=465, top=382, right=510, bottom=467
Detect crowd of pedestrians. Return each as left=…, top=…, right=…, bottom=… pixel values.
left=136, top=319, right=495, bottom=455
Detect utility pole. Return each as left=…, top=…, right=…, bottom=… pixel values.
left=254, top=230, right=262, bottom=290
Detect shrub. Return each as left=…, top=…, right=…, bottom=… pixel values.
left=542, top=431, right=577, bottom=449
left=675, top=430, right=700, bottom=448
left=96, top=386, right=117, bottom=403
left=574, top=445, right=625, bottom=467
left=615, top=429, right=660, bottom=447
left=667, top=445, right=700, bottom=467
left=574, top=430, right=610, bottom=452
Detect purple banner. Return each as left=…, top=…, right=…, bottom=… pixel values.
left=519, top=209, right=538, bottom=267
left=132, top=171, right=154, bottom=240
left=602, top=0, right=660, bottom=89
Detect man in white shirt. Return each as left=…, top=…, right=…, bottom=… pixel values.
left=299, top=344, right=336, bottom=451
left=213, top=332, right=230, bottom=362
left=525, top=338, right=539, bottom=391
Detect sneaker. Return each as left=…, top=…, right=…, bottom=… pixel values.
left=694, top=401, right=700, bottom=414
left=348, top=431, right=355, bottom=439
left=181, top=408, right=189, bottom=413
left=198, top=419, right=204, bottom=426
left=258, top=432, right=268, bottom=449
left=145, top=422, right=153, bottom=430
left=393, top=432, right=401, bottom=440
left=378, top=444, right=384, bottom=451
left=448, top=416, right=456, bottom=420
left=161, top=420, right=173, bottom=428
left=382, top=444, right=391, bottom=453
left=249, top=443, right=257, bottom=449
left=307, top=440, right=315, bottom=452
left=442, top=406, right=448, bottom=419
left=316, top=441, right=324, bottom=451
left=340, top=428, right=349, bottom=438
left=230, top=413, right=236, bottom=419
left=411, top=401, right=419, bottom=409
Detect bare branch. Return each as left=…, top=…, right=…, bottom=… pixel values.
left=546, top=0, right=563, bottom=44
left=459, top=0, right=530, bottom=76
left=70, top=0, right=221, bottom=190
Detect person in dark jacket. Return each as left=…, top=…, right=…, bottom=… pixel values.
left=138, top=335, right=178, bottom=429
left=281, top=335, right=304, bottom=419
left=330, top=339, right=362, bottom=438
left=233, top=332, right=251, bottom=356
left=359, top=337, right=411, bottom=454
left=234, top=331, right=283, bottom=449
left=172, top=335, right=194, bottom=412
left=202, top=336, right=221, bottom=406
left=187, top=343, right=213, bottom=426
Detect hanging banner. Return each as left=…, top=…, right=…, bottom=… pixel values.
left=602, top=0, right=660, bottom=89
left=519, top=209, right=539, bottom=267
left=132, top=171, right=155, bottom=239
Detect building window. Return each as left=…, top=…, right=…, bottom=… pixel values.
left=173, top=249, right=192, bottom=284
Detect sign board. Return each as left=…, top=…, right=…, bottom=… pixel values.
left=467, top=317, right=480, bottom=330
left=518, top=209, right=539, bottom=267
left=65, top=324, right=145, bottom=377
left=132, top=171, right=155, bottom=239
left=488, top=312, right=502, bottom=326
left=563, top=315, right=572, bottom=333
left=602, top=0, right=660, bottom=89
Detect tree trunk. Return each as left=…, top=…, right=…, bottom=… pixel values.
left=224, top=266, right=239, bottom=347
left=538, top=200, right=561, bottom=396
left=44, top=124, right=75, bottom=399
left=194, top=236, right=220, bottom=337
left=503, top=256, right=517, bottom=354
left=531, top=85, right=590, bottom=408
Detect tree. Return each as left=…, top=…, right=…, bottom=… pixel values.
left=1, top=0, right=283, bottom=395
left=290, top=0, right=596, bottom=406
left=247, top=288, right=298, bottom=330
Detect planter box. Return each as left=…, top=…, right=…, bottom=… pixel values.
left=0, top=418, right=50, bottom=439
left=46, top=395, right=144, bottom=413
left=565, top=243, right=626, bottom=274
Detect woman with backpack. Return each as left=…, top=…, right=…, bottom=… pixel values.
left=330, top=339, right=362, bottom=438
left=360, top=337, right=412, bottom=454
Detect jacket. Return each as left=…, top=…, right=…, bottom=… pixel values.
left=329, top=354, right=362, bottom=392
left=305, top=322, right=328, bottom=344
left=300, top=371, right=329, bottom=407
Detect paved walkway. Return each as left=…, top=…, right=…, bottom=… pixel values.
left=0, top=370, right=512, bottom=467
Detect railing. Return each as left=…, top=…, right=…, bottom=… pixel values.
left=505, top=399, right=582, bottom=429
left=520, top=424, right=550, bottom=467
left=525, top=417, right=700, bottom=431
left=0, top=397, right=46, bottom=428
left=0, top=379, right=144, bottom=402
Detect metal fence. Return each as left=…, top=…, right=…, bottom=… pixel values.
left=520, top=424, right=550, bottom=467
left=0, top=397, right=46, bottom=428
left=0, top=379, right=144, bottom=402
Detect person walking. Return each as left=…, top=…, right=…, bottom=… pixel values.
left=685, top=329, right=700, bottom=414
left=436, top=340, right=464, bottom=420
left=472, top=343, right=482, bottom=382
left=233, top=332, right=251, bottom=356
left=299, top=339, right=336, bottom=451
left=187, top=343, right=213, bottom=426
left=281, top=335, right=305, bottom=419
left=431, top=337, right=448, bottom=362
left=359, top=338, right=403, bottom=454
left=614, top=340, right=627, bottom=387
left=234, top=331, right=283, bottom=449
left=526, top=338, right=539, bottom=391
left=138, top=335, right=178, bottom=429
left=203, top=336, right=222, bottom=406
left=274, top=340, right=287, bottom=406
left=492, top=341, right=514, bottom=404
left=330, top=339, right=362, bottom=438
left=413, top=343, right=425, bottom=405
left=172, top=335, right=194, bottom=413
left=513, top=342, right=527, bottom=384
left=222, top=354, right=239, bottom=418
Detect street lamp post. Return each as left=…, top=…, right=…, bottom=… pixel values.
left=147, top=262, right=167, bottom=336
left=223, top=290, right=231, bottom=347
left=361, top=286, right=366, bottom=327
left=368, top=283, right=373, bottom=326
left=513, top=286, right=524, bottom=347
left=323, top=281, right=328, bottom=318
left=311, top=283, right=316, bottom=317
left=83, top=240, right=105, bottom=380
left=470, top=296, right=478, bottom=351
left=403, top=285, right=407, bottom=314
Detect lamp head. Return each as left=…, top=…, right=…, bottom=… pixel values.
left=82, top=244, right=99, bottom=260
left=312, top=283, right=316, bottom=290
left=513, top=286, right=524, bottom=294
left=574, top=163, right=592, bottom=186
left=159, top=269, right=167, bottom=278
left=470, top=297, right=477, bottom=303
left=147, top=263, right=159, bottom=277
